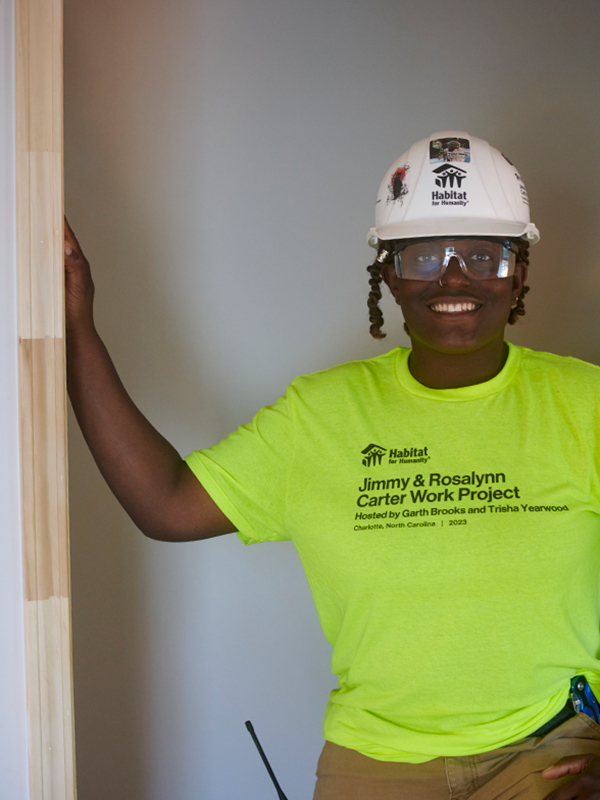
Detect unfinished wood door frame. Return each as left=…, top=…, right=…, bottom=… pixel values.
left=16, top=0, right=76, bottom=796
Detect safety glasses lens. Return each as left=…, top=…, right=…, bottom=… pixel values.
left=395, top=240, right=516, bottom=281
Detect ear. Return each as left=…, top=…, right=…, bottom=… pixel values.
left=382, top=263, right=402, bottom=306
left=512, top=261, right=528, bottom=299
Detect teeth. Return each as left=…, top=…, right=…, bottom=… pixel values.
left=430, top=302, right=480, bottom=313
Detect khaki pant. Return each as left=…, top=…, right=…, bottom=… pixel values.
left=313, top=714, right=600, bottom=800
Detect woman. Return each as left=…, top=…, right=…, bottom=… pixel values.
left=65, top=131, right=600, bottom=799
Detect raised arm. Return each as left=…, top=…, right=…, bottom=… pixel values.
left=64, top=219, right=235, bottom=541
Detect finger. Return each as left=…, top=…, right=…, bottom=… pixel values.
left=543, top=754, right=598, bottom=779
left=64, top=216, right=84, bottom=258
left=64, top=215, right=77, bottom=242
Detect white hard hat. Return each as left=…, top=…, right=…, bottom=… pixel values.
left=367, top=131, right=540, bottom=248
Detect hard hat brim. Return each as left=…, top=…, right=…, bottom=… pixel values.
left=375, top=219, right=540, bottom=245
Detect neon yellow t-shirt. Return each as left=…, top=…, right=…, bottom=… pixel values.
left=185, top=343, right=600, bottom=762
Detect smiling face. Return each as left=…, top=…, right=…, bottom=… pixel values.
left=383, top=238, right=527, bottom=356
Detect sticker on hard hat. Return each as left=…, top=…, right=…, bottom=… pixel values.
left=432, top=165, right=467, bottom=189
left=387, top=165, right=410, bottom=204
left=430, top=138, right=470, bottom=164
left=517, top=176, right=529, bottom=206
left=431, top=164, right=469, bottom=207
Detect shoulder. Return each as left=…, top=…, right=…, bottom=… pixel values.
left=515, top=345, right=600, bottom=393
left=288, top=348, right=404, bottom=400
left=518, top=345, right=600, bottom=377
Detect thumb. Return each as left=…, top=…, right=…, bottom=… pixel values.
left=543, top=754, right=598, bottom=779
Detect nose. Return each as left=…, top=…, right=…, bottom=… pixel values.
left=439, top=255, right=471, bottom=287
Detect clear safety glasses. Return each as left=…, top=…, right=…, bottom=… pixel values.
left=393, top=238, right=517, bottom=282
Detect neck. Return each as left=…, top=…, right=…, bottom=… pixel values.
left=407, top=338, right=509, bottom=389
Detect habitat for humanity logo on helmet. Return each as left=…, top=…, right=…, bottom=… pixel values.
left=361, top=444, right=387, bottom=467
left=430, top=137, right=469, bottom=208
left=386, top=165, right=410, bottom=205
left=433, top=165, right=467, bottom=189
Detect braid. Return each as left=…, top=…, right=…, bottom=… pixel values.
left=367, top=247, right=393, bottom=339
left=508, top=239, right=530, bottom=325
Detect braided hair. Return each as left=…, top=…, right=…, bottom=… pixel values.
left=367, top=239, right=531, bottom=339
left=508, top=238, right=530, bottom=325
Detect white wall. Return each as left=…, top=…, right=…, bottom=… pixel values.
left=0, top=0, right=29, bottom=797
left=64, top=1, right=600, bottom=798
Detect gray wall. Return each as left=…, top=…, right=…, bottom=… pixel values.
left=64, top=1, right=600, bottom=798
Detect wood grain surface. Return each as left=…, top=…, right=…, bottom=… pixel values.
left=16, top=0, right=77, bottom=795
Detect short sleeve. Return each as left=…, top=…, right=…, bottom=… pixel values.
left=185, top=387, right=297, bottom=544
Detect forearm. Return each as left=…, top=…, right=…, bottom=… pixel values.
left=67, top=321, right=193, bottom=538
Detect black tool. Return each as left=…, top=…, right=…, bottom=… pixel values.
left=245, top=720, right=289, bottom=800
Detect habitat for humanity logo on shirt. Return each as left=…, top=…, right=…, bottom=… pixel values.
left=361, top=444, right=430, bottom=467
left=361, top=444, right=387, bottom=467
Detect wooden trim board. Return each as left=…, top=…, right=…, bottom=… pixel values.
left=15, top=0, right=76, bottom=796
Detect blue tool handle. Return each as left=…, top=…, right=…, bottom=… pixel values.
left=570, top=675, right=600, bottom=724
